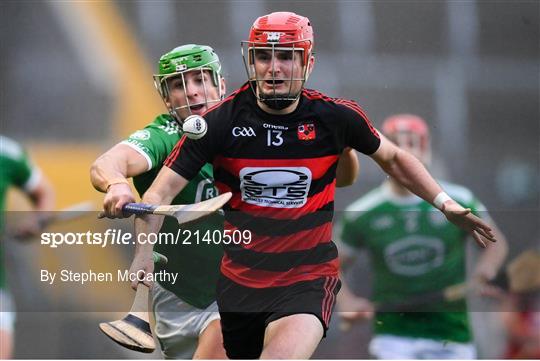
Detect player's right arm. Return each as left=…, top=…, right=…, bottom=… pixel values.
left=90, top=144, right=149, bottom=218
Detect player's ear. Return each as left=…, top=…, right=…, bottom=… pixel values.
left=220, top=76, right=226, bottom=96
left=309, top=54, right=315, bottom=70
left=305, top=54, right=315, bottom=80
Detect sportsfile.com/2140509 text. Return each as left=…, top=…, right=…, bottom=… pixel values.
left=40, top=229, right=252, bottom=248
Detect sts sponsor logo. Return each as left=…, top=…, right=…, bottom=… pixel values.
left=239, top=167, right=312, bottom=208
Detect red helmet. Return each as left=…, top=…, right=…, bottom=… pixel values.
left=382, top=114, right=429, bottom=139
left=247, top=12, right=314, bottom=64
left=382, top=114, right=431, bottom=163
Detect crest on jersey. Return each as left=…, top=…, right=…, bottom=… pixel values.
left=130, top=130, right=151, bottom=141
left=297, top=123, right=316, bottom=141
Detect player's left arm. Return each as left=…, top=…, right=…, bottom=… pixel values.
left=369, top=135, right=497, bottom=246
left=335, top=147, right=359, bottom=187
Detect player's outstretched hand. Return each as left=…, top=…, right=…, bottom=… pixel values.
left=128, top=252, right=154, bottom=291
left=101, top=183, right=136, bottom=219
left=441, top=200, right=497, bottom=248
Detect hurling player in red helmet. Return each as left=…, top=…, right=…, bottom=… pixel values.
left=241, top=11, right=315, bottom=111
left=134, top=12, right=498, bottom=359
left=337, top=114, right=508, bottom=359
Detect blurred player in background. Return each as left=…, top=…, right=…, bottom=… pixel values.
left=502, top=249, right=540, bottom=359
left=90, top=44, right=227, bottom=359
left=337, top=114, right=508, bottom=359
left=132, top=12, right=497, bottom=359
left=0, top=135, right=55, bottom=359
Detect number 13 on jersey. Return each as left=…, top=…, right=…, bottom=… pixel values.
left=267, top=130, right=283, bottom=147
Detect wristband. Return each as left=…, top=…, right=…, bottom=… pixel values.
left=105, top=179, right=130, bottom=192
left=433, top=192, right=452, bottom=210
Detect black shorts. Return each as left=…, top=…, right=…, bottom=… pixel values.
left=217, top=275, right=341, bottom=359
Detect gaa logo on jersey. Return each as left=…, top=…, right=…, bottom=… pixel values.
left=239, top=167, right=312, bottom=208
left=297, top=123, right=316, bottom=141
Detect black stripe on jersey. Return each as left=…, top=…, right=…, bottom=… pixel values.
left=224, top=241, right=338, bottom=272
left=308, top=161, right=338, bottom=197
left=225, top=202, right=334, bottom=236
left=214, top=167, right=240, bottom=192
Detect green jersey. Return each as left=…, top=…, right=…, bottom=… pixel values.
left=0, top=135, right=41, bottom=289
left=122, top=114, right=223, bottom=309
left=340, top=181, right=488, bottom=343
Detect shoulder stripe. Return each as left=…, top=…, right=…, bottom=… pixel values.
left=164, top=134, right=187, bottom=168
left=335, top=99, right=379, bottom=139
left=201, top=82, right=250, bottom=117
left=301, top=90, right=379, bottom=139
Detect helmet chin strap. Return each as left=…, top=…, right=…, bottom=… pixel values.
left=259, top=94, right=295, bottom=110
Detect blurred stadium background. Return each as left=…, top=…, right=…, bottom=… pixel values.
left=1, top=0, right=538, bottom=358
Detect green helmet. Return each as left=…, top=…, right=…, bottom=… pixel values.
left=153, top=44, right=224, bottom=123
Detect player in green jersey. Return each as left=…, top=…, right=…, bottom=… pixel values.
left=90, top=44, right=227, bottom=359
left=0, top=135, right=55, bottom=359
left=337, top=114, right=509, bottom=359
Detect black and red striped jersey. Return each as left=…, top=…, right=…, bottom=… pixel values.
left=165, top=83, right=380, bottom=288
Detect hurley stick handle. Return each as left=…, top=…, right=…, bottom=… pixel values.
left=129, top=283, right=150, bottom=322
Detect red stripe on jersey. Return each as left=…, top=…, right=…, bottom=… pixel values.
left=225, top=221, right=332, bottom=253
left=220, top=255, right=339, bottom=288
left=226, top=180, right=336, bottom=220
left=214, top=155, right=339, bottom=180
left=164, top=134, right=187, bottom=167
left=166, top=84, right=251, bottom=167
left=203, top=83, right=250, bottom=117
left=215, top=181, right=232, bottom=195
left=334, top=99, right=379, bottom=139
left=302, top=88, right=332, bottom=102
left=302, top=89, right=379, bottom=139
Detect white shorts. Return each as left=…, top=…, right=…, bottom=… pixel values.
left=0, top=289, right=15, bottom=333
left=151, top=282, right=220, bottom=359
left=369, top=334, right=477, bottom=359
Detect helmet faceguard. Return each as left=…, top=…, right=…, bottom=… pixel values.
left=153, top=44, right=224, bottom=124
left=241, top=12, right=314, bottom=110
left=382, top=114, right=432, bottom=165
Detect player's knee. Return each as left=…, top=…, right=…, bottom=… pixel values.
left=262, top=314, right=323, bottom=359
left=194, top=320, right=226, bottom=359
